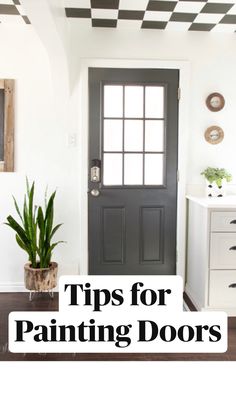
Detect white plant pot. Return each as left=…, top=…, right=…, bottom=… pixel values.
left=205, top=180, right=226, bottom=198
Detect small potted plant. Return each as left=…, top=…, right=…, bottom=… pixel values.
left=5, top=179, right=64, bottom=298
left=201, top=167, right=232, bottom=197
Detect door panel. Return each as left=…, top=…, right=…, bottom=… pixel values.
left=102, top=207, right=125, bottom=264
left=140, top=207, right=164, bottom=264
left=88, top=68, right=179, bottom=275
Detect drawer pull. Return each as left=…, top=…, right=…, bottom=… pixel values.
left=230, top=220, right=236, bottom=224
left=229, top=283, right=236, bottom=288
left=229, top=246, right=236, bottom=250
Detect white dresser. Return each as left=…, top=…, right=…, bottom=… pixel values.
left=186, top=195, right=236, bottom=315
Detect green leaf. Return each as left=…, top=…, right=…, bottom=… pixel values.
left=15, top=234, right=30, bottom=256
left=45, top=191, right=56, bottom=222
left=50, top=223, right=63, bottom=240
left=26, top=177, right=30, bottom=198
left=45, top=191, right=56, bottom=243
left=7, top=215, right=30, bottom=247
left=37, top=206, right=45, bottom=257
left=23, top=196, right=30, bottom=239
left=12, top=196, right=23, bottom=224
left=44, top=241, right=64, bottom=267
left=28, top=182, right=35, bottom=235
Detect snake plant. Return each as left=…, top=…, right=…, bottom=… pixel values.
left=5, top=179, right=63, bottom=269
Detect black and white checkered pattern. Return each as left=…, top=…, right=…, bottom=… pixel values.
left=0, top=0, right=30, bottom=25
left=65, top=0, right=236, bottom=32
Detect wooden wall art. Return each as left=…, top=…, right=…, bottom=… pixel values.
left=206, top=92, right=225, bottom=112
left=0, top=79, right=14, bottom=172
left=204, top=125, right=224, bottom=145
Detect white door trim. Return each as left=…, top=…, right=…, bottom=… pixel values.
left=78, top=58, right=190, bottom=279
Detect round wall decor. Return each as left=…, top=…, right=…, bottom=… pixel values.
left=204, top=126, right=224, bottom=145
left=206, top=92, right=225, bottom=112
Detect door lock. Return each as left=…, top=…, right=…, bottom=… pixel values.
left=91, top=159, right=101, bottom=183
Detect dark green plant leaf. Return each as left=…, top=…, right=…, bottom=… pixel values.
left=7, top=215, right=30, bottom=247
left=12, top=196, right=23, bottom=224
left=50, top=223, right=63, bottom=240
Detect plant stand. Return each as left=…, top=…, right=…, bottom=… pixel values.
left=29, top=289, right=54, bottom=302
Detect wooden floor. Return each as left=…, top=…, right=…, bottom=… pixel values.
left=1, top=292, right=236, bottom=361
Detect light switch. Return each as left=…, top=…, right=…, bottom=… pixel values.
left=68, top=133, right=77, bottom=148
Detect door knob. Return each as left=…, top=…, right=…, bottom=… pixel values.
left=90, top=189, right=100, bottom=197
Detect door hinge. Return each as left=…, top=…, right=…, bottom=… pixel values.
left=178, top=87, right=181, bottom=100
left=177, top=170, right=180, bottom=182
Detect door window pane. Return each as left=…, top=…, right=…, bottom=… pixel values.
left=145, top=120, right=164, bottom=152
left=124, top=154, right=143, bottom=185
left=125, top=86, right=143, bottom=118
left=145, top=154, right=164, bottom=185
left=103, top=153, right=122, bottom=185
left=124, top=120, right=143, bottom=151
left=104, top=119, right=123, bottom=151
left=145, top=86, right=164, bottom=119
left=104, top=85, right=123, bottom=117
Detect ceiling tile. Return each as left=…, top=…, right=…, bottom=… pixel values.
left=91, top=0, right=119, bottom=9
left=119, top=0, right=149, bottom=10
left=142, top=20, right=168, bottom=28
left=201, top=3, right=234, bottom=13
left=194, top=12, right=224, bottom=23
left=144, top=11, right=172, bottom=20
left=147, top=1, right=177, bottom=12
left=66, top=8, right=91, bottom=18
left=92, top=18, right=117, bottom=27
left=0, top=14, right=24, bottom=23
left=166, top=21, right=192, bottom=30
left=220, top=14, right=236, bottom=23
left=170, top=12, right=197, bottom=21
left=22, top=15, right=30, bottom=24
left=207, top=0, right=233, bottom=3
left=0, top=0, right=17, bottom=4
left=174, top=1, right=205, bottom=13
left=117, top=19, right=142, bottom=28
left=212, top=22, right=236, bottom=31
left=91, top=8, right=118, bottom=19
left=227, top=3, right=236, bottom=13
left=0, top=4, right=19, bottom=14
left=118, top=10, right=145, bottom=20
left=189, top=22, right=215, bottom=30
left=15, top=5, right=25, bottom=15
left=64, top=0, right=91, bottom=7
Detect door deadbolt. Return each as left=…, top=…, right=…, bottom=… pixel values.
left=91, top=159, right=101, bottom=183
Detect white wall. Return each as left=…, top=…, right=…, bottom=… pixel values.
left=68, top=24, right=236, bottom=193
left=0, top=25, right=79, bottom=290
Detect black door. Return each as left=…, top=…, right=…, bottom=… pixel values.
left=88, top=68, right=179, bottom=275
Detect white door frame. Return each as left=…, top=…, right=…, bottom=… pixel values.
left=78, top=59, right=190, bottom=279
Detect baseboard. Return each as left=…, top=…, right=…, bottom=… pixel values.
left=0, top=283, right=26, bottom=292
left=184, top=284, right=202, bottom=311
left=0, top=283, right=59, bottom=292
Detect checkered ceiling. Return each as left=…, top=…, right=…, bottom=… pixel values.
left=65, top=0, right=236, bottom=32
left=0, top=0, right=30, bottom=24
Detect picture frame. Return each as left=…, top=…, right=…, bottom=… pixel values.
left=0, top=79, right=14, bottom=172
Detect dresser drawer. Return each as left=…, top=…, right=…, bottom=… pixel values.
left=209, top=270, right=236, bottom=307
left=211, top=211, right=236, bottom=232
left=210, top=233, right=236, bottom=269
